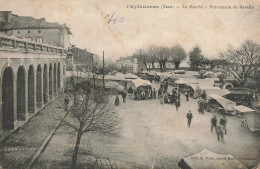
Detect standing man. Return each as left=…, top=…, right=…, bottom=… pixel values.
left=211, top=115, right=217, bottom=133
left=160, top=92, right=164, bottom=104
left=115, top=95, right=119, bottom=106
left=153, top=88, right=157, bottom=99
left=186, top=110, right=193, bottom=127
left=175, top=99, right=180, bottom=111
left=198, top=100, right=204, bottom=114
left=220, top=115, right=227, bottom=134
left=216, top=124, right=225, bottom=142
left=158, top=87, right=162, bottom=100
left=185, top=91, right=189, bottom=101
left=122, top=90, right=127, bottom=103
left=64, top=96, right=70, bottom=111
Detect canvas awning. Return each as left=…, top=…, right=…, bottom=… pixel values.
left=175, top=79, right=188, bottom=84
left=105, top=73, right=128, bottom=81
left=124, top=73, right=139, bottom=79
left=105, top=81, right=124, bottom=91
left=233, top=105, right=255, bottom=113
left=229, top=88, right=252, bottom=95
left=208, top=94, right=236, bottom=111
left=204, top=88, right=230, bottom=97
left=183, top=149, right=248, bottom=169
left=131, top=79, right=152, bottom=88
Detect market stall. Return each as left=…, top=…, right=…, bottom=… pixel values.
left=174, top=79, right=188, bottom=91
left=105, top=81, right=124, bottom=94
left=105, top=73, right=130, bottom=89
left=208, top=94, right=236, bottom=115
left=130, top=79, right=152, bottom=89
left=179, top=149, right=247, bottom=169
left=233, top=105, right=260, bottom=132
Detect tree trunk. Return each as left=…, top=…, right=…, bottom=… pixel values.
left=174, top=62, right=180, bottom=70
left=71, top=132, right=82, bottom=169
left=159, top=63, right=163, bottom=72
left=239, top=80, right=245, bottom=87
left=93, top=77, right=96, bottom=88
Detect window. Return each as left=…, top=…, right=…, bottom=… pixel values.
left=28, top=31, right=30, bottom=33
left=38, top=30, right=41, bottom=33
left=26, top=37, right=33, bottom=42
left=36, top=37, right=43, bottom=43
left=17, top=31, right=20, bottom=34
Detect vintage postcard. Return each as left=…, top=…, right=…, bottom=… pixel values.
left=0, top=0, right=259, bottom=169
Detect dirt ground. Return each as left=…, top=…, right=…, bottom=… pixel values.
left=34, top=83, right=260, bottom=169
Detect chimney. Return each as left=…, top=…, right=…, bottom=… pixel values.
left=5, top=11, right=12, bottom=23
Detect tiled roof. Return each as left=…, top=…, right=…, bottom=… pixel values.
left=2, top=16, right=65, bottom=30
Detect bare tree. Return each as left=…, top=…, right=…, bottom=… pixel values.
left=220, top=40, right=260, bottom=87
left=146, top=46, right=158, bottom=71
left=156, top=47, right=170, bottom=71
left=170, top=44, right=187, bottom=70
left=54, top=88, right=122, bottom=169
left=134, top=48, right=149, bottom=70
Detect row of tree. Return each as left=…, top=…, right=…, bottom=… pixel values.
left=134, top=45, right=186, bottom=71
left=133, top=40, right=259, bottom=87
left=134, top=45, right=211, bottom=71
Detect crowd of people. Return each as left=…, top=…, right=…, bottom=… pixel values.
left=133, top=87, right=157, bottom=100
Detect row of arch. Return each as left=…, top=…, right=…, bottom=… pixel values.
left=2, top=62, right=62, bottom=131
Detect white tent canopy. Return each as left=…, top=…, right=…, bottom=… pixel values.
left=105, top=81, right=124, bottom=92
left=131, top=79, right=152, bottom=88
left=208, top=94, right=236, bottom=111
left=183, top=149, right=247, bottom=169
left=124, top=73, right=139, bottom=79
left=105, top=73, right=128, bottom=81
left=175, top=79, right=188, bottom=84
left=233, top=105, right=255, bottom=113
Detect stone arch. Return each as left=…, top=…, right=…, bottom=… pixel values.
left=17, top=66, right=26, bottom=121
left=49, top=63, right=53, bottom=99
left=53, top=63, right=57, bottom=93
left=36, top=65, right=42, bottom=108
left=28, top=65, right=35, bottom=113
left=43, top=64, right=48, bottom=104
left=2, top=67, right=14, bottom=130
left=58, top=63, right=61, bottom=89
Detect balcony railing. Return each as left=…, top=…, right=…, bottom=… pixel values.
left=0, top=33, right=67, bottom=55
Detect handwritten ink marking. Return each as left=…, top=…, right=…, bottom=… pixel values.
left=108, top=11, right=124, bottom=24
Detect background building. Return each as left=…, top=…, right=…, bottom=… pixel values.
left=70, top=45, right=94, bottom=72
left=0, top=11, right=72, bottom=49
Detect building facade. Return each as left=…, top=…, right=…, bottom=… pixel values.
left=0, top=34, right=67, bottom=134
left=70, top=46, right=94, bottom=72
left=0, top=11, right=71, bottom=49
left=116, top=56, right=148, bottom=73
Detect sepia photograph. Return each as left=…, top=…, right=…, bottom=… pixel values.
left=0, top=0, right=259, bottom=168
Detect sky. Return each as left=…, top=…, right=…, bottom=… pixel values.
left=0, top=0, right=259, bottom=60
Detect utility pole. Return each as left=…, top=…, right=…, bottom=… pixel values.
left=103, top=51, right=105, bottom=89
